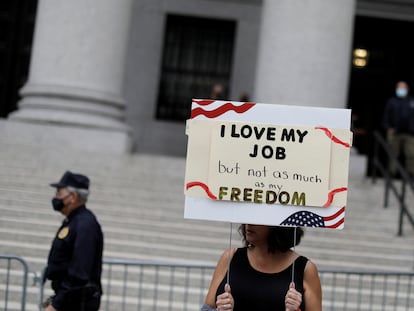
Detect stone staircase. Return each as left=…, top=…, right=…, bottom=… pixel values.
left=1, top=140, right=414, bottom=310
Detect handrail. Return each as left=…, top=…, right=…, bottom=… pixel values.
left=371, top=130, right=414, bottom=235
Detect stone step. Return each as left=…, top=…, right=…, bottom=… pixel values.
left=1, top=188, right=413, bottom=270
left=0, top=214, right=410, bottom=257
left=1, top=141, right=414, bottom=309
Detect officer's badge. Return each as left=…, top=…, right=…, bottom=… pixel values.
left=58, top=227, right=69, bottom=239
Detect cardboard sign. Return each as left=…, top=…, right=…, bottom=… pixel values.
left=184, top=100, right=352, bottom=229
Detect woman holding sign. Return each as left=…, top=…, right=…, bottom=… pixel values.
left=201, top=225, right=322, bottom=311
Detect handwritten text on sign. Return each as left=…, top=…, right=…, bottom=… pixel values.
left=184, top=100, right=352, bottom=229
left=208, top=121, right=331, bottom=207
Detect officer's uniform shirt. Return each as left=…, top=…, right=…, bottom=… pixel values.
left=46, top=205, right=103, bottom=309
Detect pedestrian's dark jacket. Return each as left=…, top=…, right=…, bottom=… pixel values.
left=383, top=96, right=414, bottom=134
left=45, top=205, right=103, bottom=309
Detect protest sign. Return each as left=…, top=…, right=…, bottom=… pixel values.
left=184, top=100, right=352, bottom=229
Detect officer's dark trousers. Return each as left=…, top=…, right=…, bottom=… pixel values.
left=59, top=295, right=100, bottom=311
left=46, top=294, right=100, bottom=311
left=49, top=281, right=101, bottom=311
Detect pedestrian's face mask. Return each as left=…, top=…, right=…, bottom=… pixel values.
left=396, top=87, right=408, bottom=98
left=51, top=193, right=72, bottom=211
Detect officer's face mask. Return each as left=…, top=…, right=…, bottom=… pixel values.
left=51, top=193, right=72, bottom=211
left=396, top=87, right=408, bottom=98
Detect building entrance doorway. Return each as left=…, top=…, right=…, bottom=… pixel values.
left=0, top=0, right=37, bottom=118
left=348, top=15, right=414, bottom=175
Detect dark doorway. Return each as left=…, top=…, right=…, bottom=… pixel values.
left=0, top=0, right=38, bottom=118
left=348, top=15, right=414, bottom=175
left=156, top=14, right=236, bottom=122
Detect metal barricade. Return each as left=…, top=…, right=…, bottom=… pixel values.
left=0, top=254, right=30, bottom=311
left=321, top=269, right=414, bottom=310
left=3, top=255, right=414, bottom=310
left=97, top=260, right=414, bottom=311
left=100, top=259, right=215, bottom=311
left=38, top=259, right=215, bottom=311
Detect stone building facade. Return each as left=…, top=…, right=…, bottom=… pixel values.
left=2, top=0, right=414, bottom=156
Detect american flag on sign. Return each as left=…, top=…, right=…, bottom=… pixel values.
left=281, top=206, right=345, bottom=229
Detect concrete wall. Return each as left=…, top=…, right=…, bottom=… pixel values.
left=124, top=0, right=262, bottom=156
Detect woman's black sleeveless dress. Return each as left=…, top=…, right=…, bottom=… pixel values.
left=216, top=247, right=308, bottom=311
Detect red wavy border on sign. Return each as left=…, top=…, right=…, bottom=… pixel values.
left=186, top=181, right=217, bottom=200
left=191, top=102, right=255, bottom=119
left=323, top=187, right=348, bottom=207
left=192, top=99, right=216, bottom=106
left=315, top=126, right=351, bottom=148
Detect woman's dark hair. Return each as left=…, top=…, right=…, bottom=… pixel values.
left=239, top=224, right=304, bottom=253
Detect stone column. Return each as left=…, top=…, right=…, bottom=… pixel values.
left=7, top=0, right=133, bottom=153
left=254, top=0, right=356, bottom=108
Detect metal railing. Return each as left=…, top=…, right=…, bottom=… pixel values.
left=320, top=269, right=414, bottom=311
left=99, top=261, right=414, bottom=311
left=371, top=130, right=414, bottom=236
left=35, top=258, right=214, bottom=311
left=99, top=259, right=214, bottom=311
left=0, top=255, right=30, bottom=311
left=2, top=255, right=414, bottom=311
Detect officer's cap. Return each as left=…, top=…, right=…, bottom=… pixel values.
left=50, top=171, right=90, bottom=190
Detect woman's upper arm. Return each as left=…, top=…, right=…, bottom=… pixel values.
left=204, top=248, right=235, bottom=306
left=303, top=260, right=322, bottom=311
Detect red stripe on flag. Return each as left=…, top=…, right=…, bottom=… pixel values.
left=325, top=217, right=345, bottom=229
left=324, top=206, right=345, bottom=221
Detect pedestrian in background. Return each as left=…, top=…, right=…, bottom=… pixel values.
left=382, top=80, right=414, bottom=176
left=43, top=171, right=103, bottom=311
left=210, top=83, right=225, bottom=100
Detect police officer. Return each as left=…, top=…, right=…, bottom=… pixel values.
left=43, top=171, right=104, bottom=311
